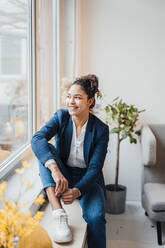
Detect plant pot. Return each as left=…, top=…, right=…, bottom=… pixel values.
left=105, top=184, right=127, bottom=214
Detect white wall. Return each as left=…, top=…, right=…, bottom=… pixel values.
left=80, top=0, right=165, bottom=200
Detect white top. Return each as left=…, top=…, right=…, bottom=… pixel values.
left=45, top=120, right=88, bottom=169
left=67, top=120, right=87, bottom=168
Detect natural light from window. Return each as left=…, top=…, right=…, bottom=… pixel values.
left=0, top=0, right=32, bottom=166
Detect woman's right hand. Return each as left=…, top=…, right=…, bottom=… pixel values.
left=48, top=163, right=68, bottom=196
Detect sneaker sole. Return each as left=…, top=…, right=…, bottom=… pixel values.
left=54, top=237, right=72, bottom=244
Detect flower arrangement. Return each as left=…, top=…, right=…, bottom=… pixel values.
left=0, top=160, right=45, bottom=248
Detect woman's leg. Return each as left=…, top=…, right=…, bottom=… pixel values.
left=38, top=146, right=72, bottom=243
left=78, top=183, right=106, bottom=248
left=38, top=144, right=72, bottom=208
left=38, top=166, right=72, bottom=211
left=38, top=161, right=62, bottom=209
left=46, top=186, right=62, bottom=209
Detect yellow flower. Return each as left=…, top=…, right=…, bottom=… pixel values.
left=0, top=181, right=7, bottom=196
left=23, top=201, right=28, bottom=207
left=22, top=160, right=32, bottom=168
left=34, top=194, right=45, bottom=205
left=21, top=177, right=32, bottom=189
left=0, top=163, right=45, bottom=248
left=0, top=201, right=43, bottom=247
left=15, top=168, right=24, bottom=174
left=26, top=184, right=32, bottom=189
left=34, top=211, right=44, bottom=222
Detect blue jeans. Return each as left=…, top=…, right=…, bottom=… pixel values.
left=38, top=145, right=106, bottom=248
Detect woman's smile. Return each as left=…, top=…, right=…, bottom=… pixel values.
left=68, top=106, right=78, bottom=109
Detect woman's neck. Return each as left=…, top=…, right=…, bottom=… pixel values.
left=72, top=112, right=89, bottom=128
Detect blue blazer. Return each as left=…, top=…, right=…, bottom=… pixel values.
left=31, top=109, right=109, bottom=196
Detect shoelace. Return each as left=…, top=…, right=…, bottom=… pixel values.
left=58, top=213, right=68, bottom=226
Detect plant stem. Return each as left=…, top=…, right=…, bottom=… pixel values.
left=115, top=132, right=120, bottom=191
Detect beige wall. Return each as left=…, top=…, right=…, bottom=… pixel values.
left=79, top=0, right=165, bottom=200
left=35, top=0, right=54, bottom=129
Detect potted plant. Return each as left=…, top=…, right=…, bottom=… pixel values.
left=104, top=97, right=145, bottom=214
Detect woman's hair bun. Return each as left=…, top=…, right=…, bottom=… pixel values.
left=75, top=74, right=99, bottom=95
left=85, top=74, right=99, bottom=94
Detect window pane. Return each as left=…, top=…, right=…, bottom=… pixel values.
left=1, top=37, right=22, bottom=75
left=0, top=0, right=31, bottom=165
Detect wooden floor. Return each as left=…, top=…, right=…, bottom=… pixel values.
left=40, top=201, right=164, bottom=248
left=106, top=201, right=164, bottom=248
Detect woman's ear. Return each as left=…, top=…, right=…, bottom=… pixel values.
left=88, top=98, right=94, bottom=107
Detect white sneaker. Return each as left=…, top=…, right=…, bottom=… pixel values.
left=52, top=208, right=72, bottom=243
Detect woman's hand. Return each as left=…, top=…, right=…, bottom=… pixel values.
left=62, top=188, right=80, bottom=204
left=48, top=163, right=68, bottom=196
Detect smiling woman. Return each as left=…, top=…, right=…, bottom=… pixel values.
left=31, top=74, right=109, bottom=248
left=0, top=0, right=33, bottom=168
left=66, top=85, right=93, bottom=122
left=66, top=75, right=98, bottom=137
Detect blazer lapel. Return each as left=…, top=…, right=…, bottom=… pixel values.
left=84, top=113, right=94, bottom=166
left=65, top=115, right=73, bottom=161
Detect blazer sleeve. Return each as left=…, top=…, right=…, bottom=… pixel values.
left=31, top=110, right=61, bottom=164
left=74, top=125, right=109, bottom=196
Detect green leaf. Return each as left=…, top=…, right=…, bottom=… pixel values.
left=105, top=105, right=110, bottom=113
left=135, top=130, right=141, bottom=136
left=124, top=126, right=131, bottom=132
left=138, top=109, right=146, bottom=113
left=125, top=120, right=131, bottom=126
left=111, top=127, right=120, bottom=134
left=129, top=136, right=137, bottom=144
left=112, top=96, right=120, bottom=102
left=96, top=90, right=102, bottom=98
left=118, top=118, right=123, bottom=125
left=111, top=106, right=118, bottom=115
left=121, top=130, right=127, bottom=140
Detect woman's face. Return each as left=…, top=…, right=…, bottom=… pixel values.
left=66, top=84, right=94, bottom=117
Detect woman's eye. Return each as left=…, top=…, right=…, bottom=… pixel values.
left=66, top=95, right=82, bottom=100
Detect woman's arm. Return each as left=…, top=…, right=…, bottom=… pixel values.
left=31, top=111, right=60, bottom=164
left=31, top=109, right=69, bottom=194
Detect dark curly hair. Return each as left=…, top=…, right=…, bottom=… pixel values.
left=71, top=74, right=99, bottom=109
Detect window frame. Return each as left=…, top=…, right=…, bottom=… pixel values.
left=0, top=0, right=59, bottom=180
left=0, top=0, right=34, bottom=179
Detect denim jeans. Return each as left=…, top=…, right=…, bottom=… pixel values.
left=38, top=145, right=106, bottom=248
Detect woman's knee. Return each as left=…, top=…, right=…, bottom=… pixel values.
left=80, top=183, right=106, bottom=224
left=83, top=212, right=105, bottom=226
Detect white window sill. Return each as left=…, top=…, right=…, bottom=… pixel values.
left=40, top=201, right=87, bottom=248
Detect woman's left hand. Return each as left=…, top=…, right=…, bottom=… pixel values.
left=62, top=188, right=80, bottom=204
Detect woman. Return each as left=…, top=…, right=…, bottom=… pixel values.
left=31, top=74, right=109, bottom=248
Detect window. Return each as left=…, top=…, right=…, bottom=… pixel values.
left=1, top=37, right=22, bottom=75
left=0, top=0, right=32, bottom=167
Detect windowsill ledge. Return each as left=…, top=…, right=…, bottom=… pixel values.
left=40, top=201, right=87, bottom=248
